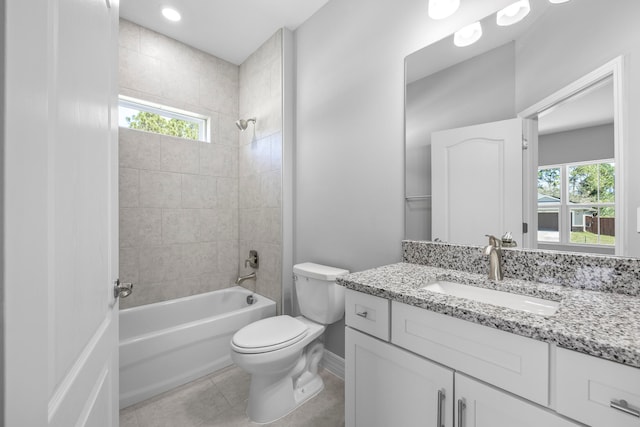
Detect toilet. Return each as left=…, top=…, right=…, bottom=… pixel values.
left=230, top=262, right=348, bottom=424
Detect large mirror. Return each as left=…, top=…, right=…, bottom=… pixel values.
left=405, top=0, right=640, bottom=257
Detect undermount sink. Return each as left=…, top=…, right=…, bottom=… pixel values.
left=422, top=280, right=560, bottom=317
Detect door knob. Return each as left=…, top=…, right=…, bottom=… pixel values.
left=114, top=279, right=133, bottom=299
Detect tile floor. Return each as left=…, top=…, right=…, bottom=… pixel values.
left=120, top=366, right=345, bottom=427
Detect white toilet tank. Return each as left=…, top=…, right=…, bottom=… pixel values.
left=293, top=262, right=349, bottom=324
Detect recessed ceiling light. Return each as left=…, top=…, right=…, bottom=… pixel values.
left=454, top=22, right=483, bottom=47
left=162, top=7, right=181, bottom=22
left=428, top=0, right=460, bottom=20
left=496, top=0, right=531, bottom=26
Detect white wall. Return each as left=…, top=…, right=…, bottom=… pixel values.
left=294, top=0, right=513, bottom=356
left=0, top=0, right=5, bottom=419
left=539, top=124, right=614, bottom=166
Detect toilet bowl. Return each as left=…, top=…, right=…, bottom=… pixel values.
left=230, top=262, right=348, bottom=424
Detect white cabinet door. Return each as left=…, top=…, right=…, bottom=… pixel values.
left=5, top=0, right=120, bottom=425
left=346, top=328, right=454, bottom=427
left=556, top=348, right=640, bottom=427
left=454, top=374, right=580, bottom=427
left=431, top=119, right=523, bottom=246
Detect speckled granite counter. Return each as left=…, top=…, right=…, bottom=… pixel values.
left=338, top=262, right=640, bottom=369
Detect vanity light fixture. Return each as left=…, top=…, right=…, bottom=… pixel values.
left=162, top=7, right=181, bottom=22
left=496, top=0, right=531, bottom=26
left=428, top=0, right=460, bottom=20
left=549, top=0, right=570, bottom=3
left=454, top=21, right=483, bottom=47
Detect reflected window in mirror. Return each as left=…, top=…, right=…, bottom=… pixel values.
left=537, top=161, right=615, bottom=249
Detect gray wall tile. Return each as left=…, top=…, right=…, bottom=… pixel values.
left=161, top=136, right=199, bottom=174
left=181, top=174, right=217, bottom=209
left=139, top=170, right=182, bottom=208
left=119, top=168, right=139, bottom=208
left=120, top=208, right=162, bottom=248
left=119, top=128, right=161, bottom=171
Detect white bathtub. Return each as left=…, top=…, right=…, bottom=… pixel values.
left=119, top=286, right=276, bottom=408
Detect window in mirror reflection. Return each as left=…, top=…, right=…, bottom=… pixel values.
left=538, top=162, right=615, bottom=246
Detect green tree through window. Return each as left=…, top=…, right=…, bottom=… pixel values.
left=126, top=111, right=199, bottom=140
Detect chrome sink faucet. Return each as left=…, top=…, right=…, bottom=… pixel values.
left=484, top=235, right=504, bottom=281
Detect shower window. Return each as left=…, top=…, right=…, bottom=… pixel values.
left=118, top=96, right=210, bottom=142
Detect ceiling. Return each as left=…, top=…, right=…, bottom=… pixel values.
left=538, top=79, right=614, bottom=135
left=120, top=0, right=330, bottom=65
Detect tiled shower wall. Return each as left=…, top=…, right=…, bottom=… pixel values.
left=238, top=31, right=284, bottom=313
left=118, top=19, right=240, bottom=308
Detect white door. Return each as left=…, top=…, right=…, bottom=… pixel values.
left=345, top=328, right=454, bottom=427
left=454, top=374, right=580, bottom=427
left=4, top=0, right=121, bottom=425
left=431, top=119, right=524, bottom=247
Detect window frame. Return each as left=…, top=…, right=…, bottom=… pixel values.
left=118, top=95, right=210, bottom=142
left=537, top=159, right=615, bottom=248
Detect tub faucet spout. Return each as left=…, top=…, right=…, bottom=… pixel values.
left=236, top=272, right=256, bottom=285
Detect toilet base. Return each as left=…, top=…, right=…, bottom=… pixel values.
left=246, top=341, right=325, bottom=424
left=246, top=370, right=324, bottom=424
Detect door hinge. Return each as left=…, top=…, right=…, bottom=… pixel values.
left=523, top=222, right=529, bottom=233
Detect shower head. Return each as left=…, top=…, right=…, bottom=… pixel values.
left=235, top=117, right=256, bottom=131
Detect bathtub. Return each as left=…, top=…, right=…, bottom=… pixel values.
left=119, top=286, right=276, bottom=408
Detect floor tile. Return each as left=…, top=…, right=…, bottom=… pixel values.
left=119, top=407, right=140, bottom=427
left=134, top=377, right=232, bottom=427
left=210, top=366, right=251, bottom=408
left=121, top=366, right=344, bottom=427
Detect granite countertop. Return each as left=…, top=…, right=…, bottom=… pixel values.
left=338, top=262, right=640, bottom=369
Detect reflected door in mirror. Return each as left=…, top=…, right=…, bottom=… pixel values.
left=432, top=118, right=524, bottom=246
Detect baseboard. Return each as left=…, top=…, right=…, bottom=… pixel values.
left=322, top=350, right=345, bottom=380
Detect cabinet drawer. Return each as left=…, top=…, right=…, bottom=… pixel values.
left=345, top=289, right=390, bottom=341
left=556, top=348, right=640, bottom=427
left=392, top=301, right=549, bottom=406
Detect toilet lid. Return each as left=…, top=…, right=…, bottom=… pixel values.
left=231, top=315, right=309, bottom=354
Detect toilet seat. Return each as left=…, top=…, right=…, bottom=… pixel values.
left=231, top=315, right=309, bottom=354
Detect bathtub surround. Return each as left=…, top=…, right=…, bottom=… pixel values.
left=119, top=20, right=289, bottom=312
left=238, top=30, right=284, bottom=313
left=119, top=19, right=241, bottom=308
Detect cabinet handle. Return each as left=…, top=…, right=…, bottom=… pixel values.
left=610, top=399, right=640, bottom=418
left=436, top=389, right=445, bottom=427
left=457, top=398, right=466, bottom=427
left=356, top=311, right=368, bottom=318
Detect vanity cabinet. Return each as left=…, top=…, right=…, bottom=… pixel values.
left=556, top=347, right=640, bottom=427
left=345, top=328, right=453, bottom=427
left=344, top=289, right=606, bottom=427
left=455, top=374, right=578, bottom=427
left=391, top=301, right=549, bottom=406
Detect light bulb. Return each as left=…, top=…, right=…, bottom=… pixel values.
left=428, top=0, right=461, bottom=20
left=454, top=22, right=482, bottom=47
left=496, top=0, right=530, bottom=26
left=162, top=7, right=181, bottom=22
